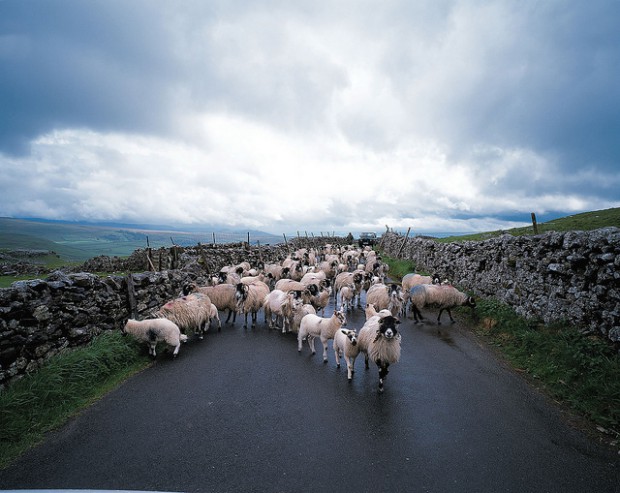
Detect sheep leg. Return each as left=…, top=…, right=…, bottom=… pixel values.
left=378, top=362, right=390, bottom=392
left=345, top=355, right=355, bottom=380
left=148, top=342, right=157, bottom=358
left=411, top=304, right=424, bottom=323
left=297, top=332, right=304, bottom=352
left=321, top=337, right=329, bottom=363
left=225, top=309, right=235, bottom=324
left=171, top=343, right=180, bottom=358
left=334, top=346, right=341, bottom=368
left=307, top=335, right=316, bottom=355
left=364, top=353, right=369, bottom=369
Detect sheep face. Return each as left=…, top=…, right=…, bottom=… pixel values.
left=340, top=328, right=358, bottom=346
left=375, top=316, right=400, bottom=341
left=334, top=309, right=347, bottom=327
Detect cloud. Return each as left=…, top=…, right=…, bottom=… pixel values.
left=0, top=0, right=618, bottom=234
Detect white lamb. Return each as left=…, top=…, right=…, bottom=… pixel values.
left=357, top=315, right=401, bottom=392
left=122, top=318, right=187, bottom=358
left=409, top=284, right=476, bottom=324
left=339, top=286, right=354, bottom=312
left=290, top=300, right=317, bottom=334
left=298, top=310, right=347, bottom=362
left=333, top=328, right=359, bottom=381
left=263, top=289, right=296, bottom=333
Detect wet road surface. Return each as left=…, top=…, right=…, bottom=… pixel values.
left=1, top=293, right=618, bottom=493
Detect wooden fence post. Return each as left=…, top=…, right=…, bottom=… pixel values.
left=531, top=212, right=539, bottom=234
left=397, top=227, right=411, bottom=257
left=126, top=273, right=137, bottom=319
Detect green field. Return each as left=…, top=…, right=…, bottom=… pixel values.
left=438, top=207, right=620, bottom=242
left=0, top=218, right=282, bottom=262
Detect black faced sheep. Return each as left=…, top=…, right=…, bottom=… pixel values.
left=235, top=281, right=270, bottom=329
left=409, top=284, right=476, bottom=324
left=358, top=315, right=401, bottom=392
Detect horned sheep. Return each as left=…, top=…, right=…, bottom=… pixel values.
left=235, top=281, right=270, bottom=329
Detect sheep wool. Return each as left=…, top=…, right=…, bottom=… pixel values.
left=358, top=315, right=401, bottom=392
left=409, top=284, right=476, bottom=324
left=298, top=310, right=347, bottom=362
left=157, top=293, right=212, bottom=339
left=184, top=282, right=238, bottom=325
left=333, top=328, right=360, bottom=381
left=123, top=318, right=187, bottom=358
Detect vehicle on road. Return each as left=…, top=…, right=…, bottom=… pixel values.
left=358, top=232, right=377, bottom=247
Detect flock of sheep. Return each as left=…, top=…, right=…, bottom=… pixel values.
left=122, top=244, right=476, bottom=392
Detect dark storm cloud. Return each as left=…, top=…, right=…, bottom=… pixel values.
left=0, top=0, right=195, bottom=155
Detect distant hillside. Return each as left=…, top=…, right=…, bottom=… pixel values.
left=0, top=218, right=283, bottom=262
left=439, top=207, right=620, bottom=242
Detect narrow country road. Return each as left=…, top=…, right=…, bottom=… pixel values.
left=1, top=293, right=618, bottom=493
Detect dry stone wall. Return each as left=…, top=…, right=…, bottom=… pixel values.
left=380, top=228, right=620, bottom=344
left=0, top=237, right=348, bottom=389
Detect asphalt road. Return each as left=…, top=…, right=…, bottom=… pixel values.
left=1, top=293, right=618, bottom=493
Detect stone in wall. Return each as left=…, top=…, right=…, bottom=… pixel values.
left=381, top=228, right=620, bottom=344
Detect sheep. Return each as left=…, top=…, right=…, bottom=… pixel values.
left=183, top=282, right=237, bottom=326
left=235, top=281, right=270, bottom=329
left=401, top=273, right=441, bottom=311
left=263, top=289, right=296, bottom=333
left=333, top=270, right=365, bottom=306
left=310, top=286, right=331, bottom=316
left=366, top=283, right=405, bottom=317
left=290, top=300, right=317, bottom=334
left=401, top=273, right=441, bottom=291
left=357, top=315, right=401, bottom=392
left=298, top=309, right=347, bottom=363
left=157, top=293, right=213, bottom=339
left=122, top=318, right=187, bottom=358
left=333, top=328, right=359, bottom=381
left=275, top=278, right=315, bottom=303
left=339, top=285, right=354, bottom=312
left=364, top=303, right=392, bottom=320
left=208, top=302, right=221, bottom=331
left=409, top=284, right=476, bottom=324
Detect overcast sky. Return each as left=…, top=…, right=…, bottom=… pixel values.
left=1, top=0, right=618, bottom=235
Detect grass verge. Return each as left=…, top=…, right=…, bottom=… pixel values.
left=464, top=298, right=620, bottom=443
left=380, top=252, right=620, bottom=445
left=0, top=331, right=151, bottom=469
